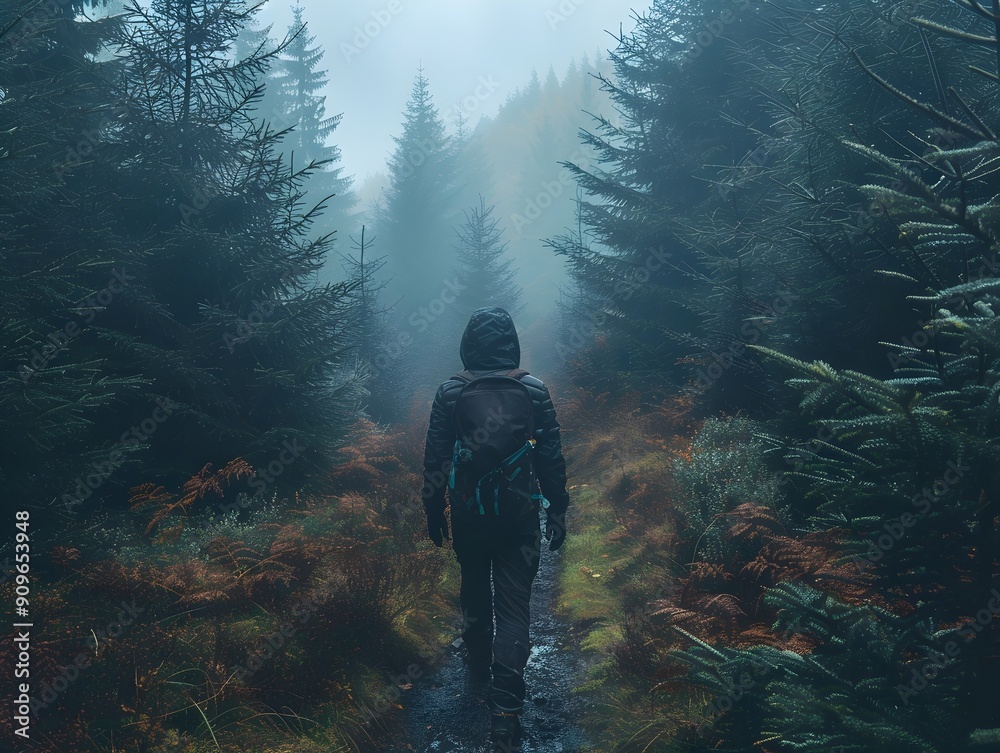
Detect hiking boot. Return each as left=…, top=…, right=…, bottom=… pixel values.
left=490, top=712, right=523, bottom=750
left=459, top=634, right=493, bottom=682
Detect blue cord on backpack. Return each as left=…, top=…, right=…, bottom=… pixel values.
left=456, top=438, right=538, bottom=517
left=449, top=441, right=459, bottom=490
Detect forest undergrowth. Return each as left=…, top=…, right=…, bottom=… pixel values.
left=0, top=416, right=459, bottom=753
left=556, top=387, right=909, bottom=752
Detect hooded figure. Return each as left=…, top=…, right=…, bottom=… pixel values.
left=459, top=306, right=522, bottom=371
left=422, top=306, right=570, bottom=749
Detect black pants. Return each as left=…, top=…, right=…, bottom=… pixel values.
left=451, top=508, right=542, bottom=713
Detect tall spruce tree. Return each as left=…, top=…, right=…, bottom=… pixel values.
left=380, top=68, right=460, bottom=315
left=545, top=0, right=774, bottom=402
left=76, top=0, right=364, bottom=501
left=441, top=197, right=523, bottom=350
left=0, top=0, right=143, bottom=540
left=572, top=0, right=1000, bottom=750
left=268, top=4, right=356, bottom=259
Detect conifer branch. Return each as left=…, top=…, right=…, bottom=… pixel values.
left=849, top=49, right=988, bottom=141
left=911, top=17, right=998, bottom=47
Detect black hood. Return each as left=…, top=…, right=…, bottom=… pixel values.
left=460, top=307, right=521, bottom=371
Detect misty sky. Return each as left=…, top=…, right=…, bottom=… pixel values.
left=257, top=0, right=649, bottom=182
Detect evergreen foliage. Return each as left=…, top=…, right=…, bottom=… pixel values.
left=380, top=68, right=460, bottom=312
left=339, top=225, right=409, bottom=423
left=0, top=1, right=141, bottom=528
left=88, top=0, right=364, bottom=495
left=479, top=56, right=615, bottom=327
left=554, top=0, right=1000, bottom=750
left=442, top=196, right=523, bottom=348
left=547, top=0, right=771, bottom=398
left=266, top=4, right=356, bottom=258
left=3, top=0, right=364, bottom=539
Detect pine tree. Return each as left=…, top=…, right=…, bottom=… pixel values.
left=544, top=0, right=767, bottom=399
left=339, top=225, right=409, bottom=422
left=648, top=0, right=1000, bottom=748
left=380, top=68, right=460, bottom=316
left=268, top=3, right=356, bottom=258
left=0, top=0, right=141, bottom=535
left=82, top=0, right=364, bottom=499
left=441, top=197, right=523, bottom=350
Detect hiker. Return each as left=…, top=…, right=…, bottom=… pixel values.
left=421, top=306, right=570, bottom=749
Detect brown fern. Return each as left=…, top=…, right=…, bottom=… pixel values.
left=130, top=459, right=254, bottom=534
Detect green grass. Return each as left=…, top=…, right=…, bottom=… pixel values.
left=559, top=488, right=624, bottom=623
left=555, top=452, right=687, bottom=752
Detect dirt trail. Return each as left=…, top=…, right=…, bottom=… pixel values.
left=385, top=534, right=592, bottom=752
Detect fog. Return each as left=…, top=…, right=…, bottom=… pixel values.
left=257, top=0, right=648, bottom=180
left=241, top=0, right=653, bottom=389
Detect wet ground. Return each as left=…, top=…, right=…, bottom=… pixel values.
left=385, top=540, right=592, bottom=752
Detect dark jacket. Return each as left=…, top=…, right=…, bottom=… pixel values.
left=421, top=307, right=570, bottom=520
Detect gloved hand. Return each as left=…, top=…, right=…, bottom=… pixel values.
left=427, top=508, right=449, bottom=547
left=545, top=510, right=566, bottom=551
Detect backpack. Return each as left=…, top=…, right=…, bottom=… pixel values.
left=448, top=368, right=539, bottom=518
